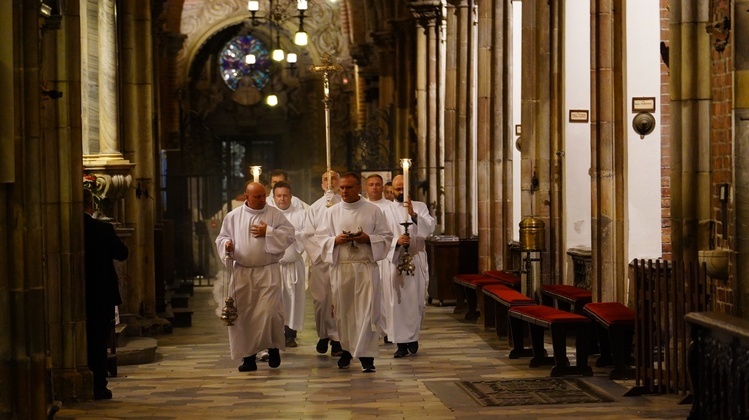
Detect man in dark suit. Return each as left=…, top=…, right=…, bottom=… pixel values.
left=83, top=189, right=128, bottom=400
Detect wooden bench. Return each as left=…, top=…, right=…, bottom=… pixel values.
left=540, top=284, right=592, bottom=314
left=583, top=302, right=635, bottom=379
left=453, top=274, right=503, bottom=321
left=482, top=284, right=536, bottom=343
left=482, top=270, right=522, bottom=291
left=508, top=305, right=593, bottom=377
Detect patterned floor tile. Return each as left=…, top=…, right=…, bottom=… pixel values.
left=55, top=286, right=690, bottom=419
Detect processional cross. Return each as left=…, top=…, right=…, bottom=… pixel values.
left=309, top=53, right=343, bottom=206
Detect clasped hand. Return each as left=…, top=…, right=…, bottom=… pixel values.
left=335, top=230, right=369, bottom=246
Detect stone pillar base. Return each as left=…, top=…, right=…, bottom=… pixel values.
left=51, top=367, right=94, bottom=402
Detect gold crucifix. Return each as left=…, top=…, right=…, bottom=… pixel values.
left=309, top=53, right=342, bottom=203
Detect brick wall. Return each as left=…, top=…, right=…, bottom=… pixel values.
left=709, top=0, right=734, bottom=314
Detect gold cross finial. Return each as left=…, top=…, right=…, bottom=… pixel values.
left=308, top=53, right=343, bottom=74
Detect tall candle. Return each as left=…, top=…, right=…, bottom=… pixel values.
left=250, top=165, right=262, bottom=183
left=400, top=158, right=412, bottom=221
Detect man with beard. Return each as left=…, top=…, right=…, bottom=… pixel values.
left=383, top=175, right=435, bottom=358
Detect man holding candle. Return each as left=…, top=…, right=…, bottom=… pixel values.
left=315, top=172, right=394, bottom=372
left=384, top=173, right=435, bottom=358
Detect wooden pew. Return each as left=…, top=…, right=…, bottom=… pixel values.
left=583, top=302, right=635, bottom=379
left=508, top=305, right=593, bottom=377
left=540, top=284, right=592, bottom=314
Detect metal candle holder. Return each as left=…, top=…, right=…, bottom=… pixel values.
left=397, top=221, right=415, bottom=276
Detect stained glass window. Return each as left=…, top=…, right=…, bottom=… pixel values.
left=219, top=34, right=271, bottom=91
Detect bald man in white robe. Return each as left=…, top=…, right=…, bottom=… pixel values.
left=216, top=182, right=296, bottom=372
left=316, top=173, right=393, bottom=373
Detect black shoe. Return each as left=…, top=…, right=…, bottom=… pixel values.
left=394, top=344, right=409, bottom=358
left=384, top=335, right=392, bottom=344
left=359, top=357, right=376, bottom=373
left=268, top=348, right=281, bottom=368
left=316, top=338, right=330, bottom=354
left=93, top=388, right=113, bottom=400
left=337, top=351, right=352, bottom=369
left=286, top=338, right=298, bottom=348
left=238, top=355, right=258, bottom=372
left=330, top=340, right=344, bottom=357
left=407, top=341, right=419, bottom=354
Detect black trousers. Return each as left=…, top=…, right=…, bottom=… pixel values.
left=87, top=316, right=112, bottom=391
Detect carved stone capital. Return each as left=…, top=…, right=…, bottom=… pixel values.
left=409, top=0, right=442, bottom=29
left=370, top=31, right=394, bottom=51
left=161, top=32, right=187, bottom=55
left=83, top=156, right=136, bottom=220
left=350, top=43, right=376, bottom=67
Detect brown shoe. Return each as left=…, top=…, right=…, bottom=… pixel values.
left=286, top=338, right=298, bottom=347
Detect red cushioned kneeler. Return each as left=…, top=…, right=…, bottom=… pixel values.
left=483, top=270, right=522, bottom=291
left=540, top=284, right=593, bottom=314
left=482, top=285, right=536, bottom=346
left=583, top=302, right=635, bottom=379
left=508, top=305, right=593, bottom=377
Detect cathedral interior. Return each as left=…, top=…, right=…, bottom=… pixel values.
left=2, top=0, right=749, bottom=418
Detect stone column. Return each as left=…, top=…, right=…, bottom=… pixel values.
left=477, top=0, right=513, bottom=270
left=370, top=28, right=397, bottom=160
left=443, top=2, right=457, bottom=234
left=392, top=19, right=415, bottom=164
left=455, top=0, right=471, bottom=238
left=2, top=2, right=50, bottom=416
left=734, top=0, right=749, bottom=317
left=669, top=2, right=711, bottom=262
left=370, top=35, right=393, bottom=109
left=81, top=0, right=134, bottom=220
left=411, top=1, right=443, bottom=223
left=414, top=25, right=428, bottom=190
left=590, top=0, right=626, bottom=301
left=350, top=42, right=377, bottom=128
left=520, top=0, right=551, bottom=291
left=158, top=32, right=187, bottom=151
left=121, top=0, right=158, bottom=323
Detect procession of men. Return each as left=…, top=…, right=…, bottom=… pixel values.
left=216, top=169, right=435, bottom=373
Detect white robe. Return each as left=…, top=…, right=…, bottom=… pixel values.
left=279, top=206, right=306, bottom=332
left=367, top=197, right=399, bottom=336
left=381, top=200, right=435, bottom=343
left=215, top=204, right=296, bottom=360
left=315, top=198, right=394, bottom=358
left=302, top=191, right=342, bottom=340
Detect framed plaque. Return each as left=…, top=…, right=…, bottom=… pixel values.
left=568, top=109, right=589, bottom=123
